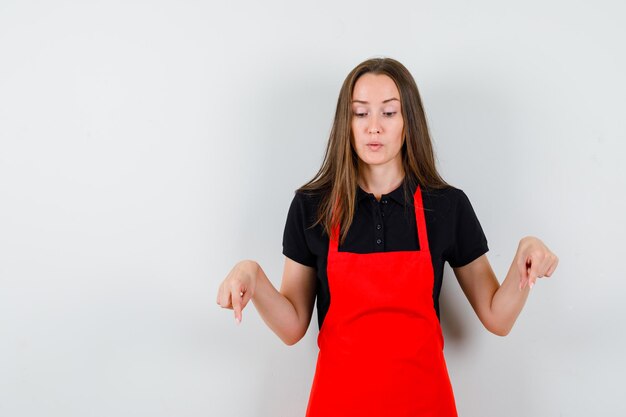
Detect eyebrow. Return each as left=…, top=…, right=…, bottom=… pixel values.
left=351, top=98, right=400, bottom=104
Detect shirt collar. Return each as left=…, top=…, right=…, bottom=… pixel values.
left=356, top=177, right=408, bottom=205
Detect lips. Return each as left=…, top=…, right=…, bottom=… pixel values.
left=367, top=142, right=383, bottom=151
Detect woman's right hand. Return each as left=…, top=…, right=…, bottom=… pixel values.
left=216, top=260, right=259, bottom=325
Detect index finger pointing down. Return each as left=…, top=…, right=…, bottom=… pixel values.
left=232, top=287, right=244, bottom=324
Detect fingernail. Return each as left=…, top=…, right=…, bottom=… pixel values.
left=235, top=317, right=241, bottom=325
left=529, top=281, right=534, bottom=289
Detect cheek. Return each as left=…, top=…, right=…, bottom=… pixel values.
left=351, top=120, right=365, bottom=140
left=385, top=120, right=404, bottom=139
left=392, top=118, right=404, bottom=138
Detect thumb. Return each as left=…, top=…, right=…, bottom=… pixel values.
left=527, top=257, right=539, bottom=289
left=240, top=289, right=252, bottom=312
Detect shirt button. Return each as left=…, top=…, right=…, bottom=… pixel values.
left=382, top=199, right=388, bottom=204
left=376, top=238, right=382, bottom=244
left=376, top=224, right=381, bottom=230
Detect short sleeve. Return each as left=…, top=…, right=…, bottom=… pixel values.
left=282, top=192, right=317, bottom=268
left=445, top=189, right=489, bottom=268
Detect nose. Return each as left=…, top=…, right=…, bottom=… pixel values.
left=368, top=117, right=381, bottom=134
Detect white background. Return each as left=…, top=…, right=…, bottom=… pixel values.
left=1, top=1, right=625, bottom=416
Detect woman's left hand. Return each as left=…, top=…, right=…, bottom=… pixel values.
left=515, top=236, right=559, bottom=290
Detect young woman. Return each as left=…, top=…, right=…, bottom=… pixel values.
left=216, top=57, right=559, bottom=416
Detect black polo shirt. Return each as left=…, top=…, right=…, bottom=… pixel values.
left=282, top=179, right=489, bottom=330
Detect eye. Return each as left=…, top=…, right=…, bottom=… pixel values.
left=353, top=112, right=367, bottom=118
left=383, top=112, right=397, bottom=117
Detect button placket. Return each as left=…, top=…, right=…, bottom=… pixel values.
left=373, top=198, right=385, bottom=249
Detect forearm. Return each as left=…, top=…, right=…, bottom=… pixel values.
left=250, top=263, right=303, bottom=345
left=489, top=260, right=531, bottom=336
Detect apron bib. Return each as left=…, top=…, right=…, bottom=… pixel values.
left=305, top=185, right=458, bottom=417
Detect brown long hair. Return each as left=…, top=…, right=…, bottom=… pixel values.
left=297, top=57, right=450, bottom=244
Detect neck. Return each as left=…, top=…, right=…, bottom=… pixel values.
left=358, top=162, right=405, bottom=201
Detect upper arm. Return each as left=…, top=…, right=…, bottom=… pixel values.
left=279, top=256, right=317, bottom=341
left=444, top=188, right=494, bottom=326
left=280, top=191, right=318, bottom=340
left=282, top=192, right=317, bottom=268
left=444, top=189, right=489, bottom=268
left=452, top=254, right=499, bottom=328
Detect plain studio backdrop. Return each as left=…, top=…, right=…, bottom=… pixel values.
left=1, top=1, right=625, bottom=416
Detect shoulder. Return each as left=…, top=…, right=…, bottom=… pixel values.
left=286, top=189, right=324, bottom=228
left=293, top=188, right=323, bottom=202
left=283, top=189, right=328, bottom=268
left=421, top=184, right=467, bottom=199
left=420, top=185, right=471, bottom=215
left=291, top=189, right=323, bottom=211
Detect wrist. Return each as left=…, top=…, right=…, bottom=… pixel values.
left=239, top=259, right=258, bottom=281
left=241, top=260, right=261, bottom=300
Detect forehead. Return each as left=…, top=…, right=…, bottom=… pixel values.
left=352, top=73, right=400, bottom=103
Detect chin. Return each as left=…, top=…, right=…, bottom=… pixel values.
left=359, top=157, right=391, bottom=166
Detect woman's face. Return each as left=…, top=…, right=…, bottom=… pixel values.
left=351, top=73, right=404, bottom=170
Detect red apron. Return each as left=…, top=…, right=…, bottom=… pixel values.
left=305, top=185, right=458, bottom=417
